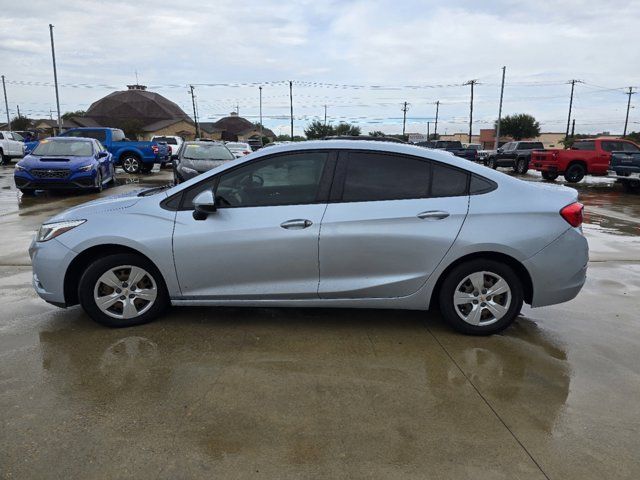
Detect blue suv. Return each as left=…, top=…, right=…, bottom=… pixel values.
left=14, top=137, right=115, bottom=194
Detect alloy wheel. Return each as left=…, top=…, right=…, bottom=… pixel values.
left=122, top=157, right=140, bottom=174
left=93, top=265, right=158, bottom=320
left=453, top=271, right=511, bottom=326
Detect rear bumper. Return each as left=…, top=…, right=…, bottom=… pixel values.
left=524, top=228, right=588, bottom=308
left=607, top=169, right=640, bottom=180
left=532, top=162, right=558, bottom=173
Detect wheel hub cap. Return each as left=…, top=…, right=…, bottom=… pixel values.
left=94, top=265, right=157, bottom=320
left=453, top=271, right=511, bottom=326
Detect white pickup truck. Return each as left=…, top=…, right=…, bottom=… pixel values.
left=0, top=131, right=25, bottom=164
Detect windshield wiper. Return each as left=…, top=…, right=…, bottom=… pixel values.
left=138, top=184, right=172, bottom=197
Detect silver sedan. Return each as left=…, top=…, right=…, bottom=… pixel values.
left=29, top=140, right=588, bottom=335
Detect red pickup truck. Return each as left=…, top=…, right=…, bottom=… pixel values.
left=531, top=138, right=640, bottom=183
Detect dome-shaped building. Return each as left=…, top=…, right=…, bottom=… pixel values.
left=76, top=85, right=195, bottom=140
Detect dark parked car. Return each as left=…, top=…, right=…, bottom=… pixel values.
left=608, top=148, right=640, bottom=193
left=486, top=141, right=544, bottom=174
left=423, top=140, right=478, bottom=162
left=173, top=141, right=235, bottom=183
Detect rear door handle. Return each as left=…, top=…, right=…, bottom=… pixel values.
left=417, top=210, right=449, bottom=220
left=280, top=219, right=313, bottom=229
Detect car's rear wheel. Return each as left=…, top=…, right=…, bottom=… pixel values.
left=438, top=259, right=523, bottom=335
left=622, top=180, right=640, bottom=193
left=541, top=171, right=558, bottom=181
left=140, top=163, right=153, bottom=174
left=0, top=150, right=7, bottom=165
left=121, top=155, right=141, bottom=174
left=78, top=253, right=169, bottom=327
left=487, top=157, right=498, bottom=169
left=515, top=158, right=529, bottom=174
left=564, top=163, right=586, bottom=183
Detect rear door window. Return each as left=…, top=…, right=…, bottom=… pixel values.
left=431, top=163, right=469, bottom=197
left=341, top=152, right=431, bottom=202
left=602, top=141, right=626, bottom=152
left=573, top=141, right=595, bottom=151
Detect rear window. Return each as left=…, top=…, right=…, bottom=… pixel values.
left=33, top=140, right=93, bottom=156
left=64, top=129, right=106, bottom=142
left=521, top=142, right=543, bottom=150
left=182, top=144, right=234, bottom=161
left=431, top=163, right=469, bottom=197
left=573, top=141, right=595, bottom=151
left=154, top=136, right=179, bottom=145
left=602, top=141, right=627, bottom=152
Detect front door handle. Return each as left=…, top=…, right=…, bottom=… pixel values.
left=280, top=219, right=313, bottom=230
left=417, top=210, right=449, bottom=220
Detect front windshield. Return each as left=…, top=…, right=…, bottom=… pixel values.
left=33, top=139, right=93, bottom=156
left=182, top=144, right=234, bottom=161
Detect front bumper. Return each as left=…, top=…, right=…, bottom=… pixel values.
left=29, top=237, right=78, bottom=307
left=523, top=227, right=588, bottom=308
left=15, top=170, right=97, bottom=190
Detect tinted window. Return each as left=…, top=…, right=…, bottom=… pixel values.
left=602, top=141, right=626, bottom=152
left=622, top=142, right=640, bottom=152
left=215, top=152, right=328, bottom=207
left=342, top=153, right=430, bottom=202
left=521, top=142, right=543, bottom=150
left=0, top=133, right=4, bottom=140
left=65, top=129, right=106, bottom=142
left=573, top=141, right=595, bottom=151
left=431, top=163, right=469, bottom=197
left=154, top=136, right=178, bottom=145
left=469, top=175, right=496, bottom=195
left=182, top=143, right=234, bottom=161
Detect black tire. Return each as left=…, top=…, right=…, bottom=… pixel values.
left=121, top=155, right=141, bottom=174
left=19, top=188, right=35, bottom=196
left=0, top=149, right=7, bottom=165
left=438, top=259, right=524, bottom=335
left=515, top=158, right=529, bottom=174
left=78, top=253, right=169, bottom=328
left=541, top=171, right=558, bottom=181
left=622, top=180, right=640, bottom=193
left=140, top=163, right=153, bottom=174
left=564, top=163, right=586, bottom=183
left=487, top=157, right=498, bottom=169
left=108, top=164, right=117, bottom=184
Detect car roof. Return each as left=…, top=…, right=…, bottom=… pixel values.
left=43, top=136, right=94, bottom=142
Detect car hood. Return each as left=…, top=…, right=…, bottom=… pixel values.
left=45, top=190, right=146, bottom=223
left=18, top=154, right=95, bottom=169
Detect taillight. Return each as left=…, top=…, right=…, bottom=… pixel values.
left=167, top=146, right=172, bottom=154
left=152, top=145, right=159, bottom=155
left=560, top=202, right=584, bottom=228
left=243, top=150, right=251, bottom=155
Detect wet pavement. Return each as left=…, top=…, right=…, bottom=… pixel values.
left=0, top=163, right=639, bottom=479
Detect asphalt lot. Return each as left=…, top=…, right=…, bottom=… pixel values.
left=1, top=163, right=639, bottom=479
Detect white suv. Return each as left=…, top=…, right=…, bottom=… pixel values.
left=0, top=131, right=25, bottom=164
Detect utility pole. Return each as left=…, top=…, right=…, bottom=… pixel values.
left=434, top=100, right=439, bottom=137
left=16, top=105, right=21, bottom=118
left=259, top=86, right=263, bottom=136
left=494, top=66, right=506, bottom=150
left=571, top=118, right=576, bottom=138
left=427, top=121, right=430, bottom=141
left=464, top=80, right=478, bottom=143
left=289, top=80, right=294, bottom=140
left=401, top=101, right=409, bottom=137
left=49, top=24, right=62, bottom=133
left=565, top=80, right=581, bottom=139
left=1, top=75, right=10, bottom=130
left=189, top=85, right=200, bottom=139
left=624, top=87, right=635, bottom=137
left=324, top=104, right=327, bottom=125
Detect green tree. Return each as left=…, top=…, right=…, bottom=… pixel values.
left=62, top=110, right=86, bottom=120
left=495, top=114, right=540, bottom=141
left=276, top=134, right=306, bottom=142
left=334, top=122, right=361, bottom=136
left=10, top=115, right=31, bottom=131
left=304, top=120, right=335, bottom=139
left=368, top=130, right=385, bottom=137
left=624, top=131, right=640, bottom=144
left=561, top=133, right=591, bottom=149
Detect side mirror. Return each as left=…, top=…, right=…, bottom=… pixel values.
left=97, top=151, right=109, bottom=158
left=192, top=190, right=217, bottom=220
left=497, top=148, right=503, bottom=153
left=171, top=154, right=179, bottom=161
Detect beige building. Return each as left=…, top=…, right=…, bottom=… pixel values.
left=438, top=133, right=481, bottom=144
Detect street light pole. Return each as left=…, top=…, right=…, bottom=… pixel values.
left=624, top=87, right=635, bottom=137
left=289, top=81, right=294, bottom=140
left=259, top=86, right=263, bottom=136
left=1, top=75, right=10, bottom=131
left=189, top=85, right=200, bottom=139
left=434, top=100, right=439, bottom=138
left=494, top=66, right=506, bottom=150
left=49, top=24, right=62, bottom=134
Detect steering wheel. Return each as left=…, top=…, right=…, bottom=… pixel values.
left=238, top=174, right=263, bottom=188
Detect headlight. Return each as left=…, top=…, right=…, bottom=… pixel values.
left=36, top=220, right=86, bottom=242
left=15, top=164, right=26, bottom=172
left=179, top=165, right=198, bottom=175
left=78, top=164, right=94, bottom=172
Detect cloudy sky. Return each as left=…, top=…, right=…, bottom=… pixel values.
left=1, top=0, right=639, bottom=136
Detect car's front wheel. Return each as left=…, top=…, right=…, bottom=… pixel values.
left=541, top=171, right=558, bottom=181
left=438, top=259, right=523, bottom=335
left=78, top=253, right=169, bottom=327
